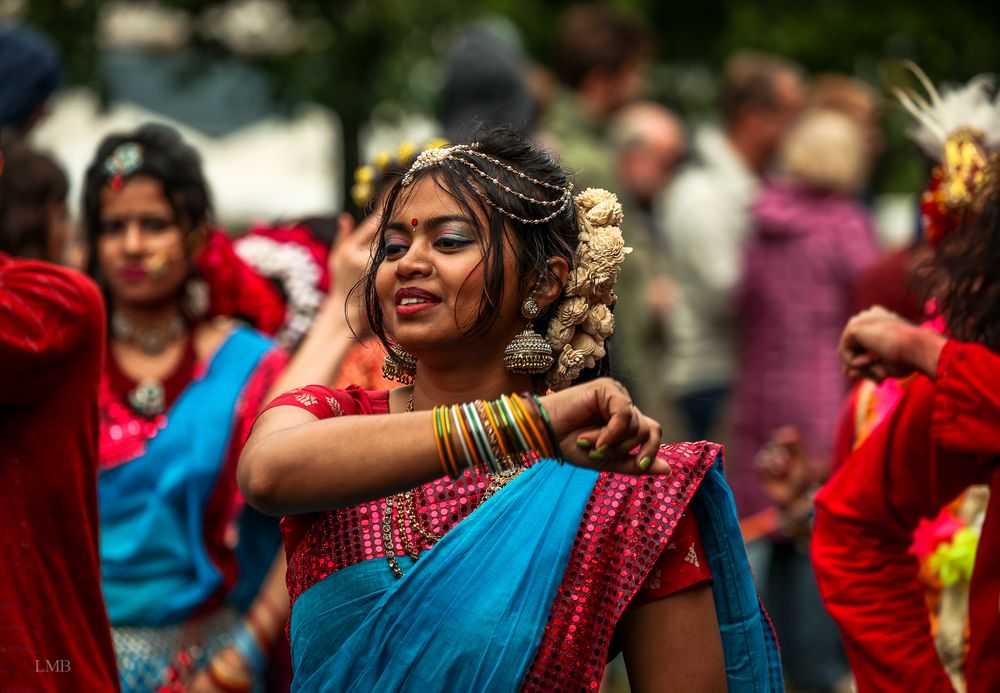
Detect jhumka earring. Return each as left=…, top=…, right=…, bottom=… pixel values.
left=382, top=344, right=417, bottom=384
left=504, top=294, right=554, bottom=375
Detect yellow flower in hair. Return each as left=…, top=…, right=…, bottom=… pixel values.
left=397, top=142, right=417, bottom=165
left=424, top=137, right=450, bottom=151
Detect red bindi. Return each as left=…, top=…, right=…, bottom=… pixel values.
left=411, top=218, right=418, bottom=226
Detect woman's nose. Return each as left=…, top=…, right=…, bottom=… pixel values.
left=122, top=222, right=144, bottom=254
left=395, top=239, right=432, bottom=277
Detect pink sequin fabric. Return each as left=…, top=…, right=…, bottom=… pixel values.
left=522, top=441, right=720, bottom=691
left=285, top=470, right=495, bottom=604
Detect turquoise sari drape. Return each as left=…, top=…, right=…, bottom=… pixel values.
left=289, top=453, right=783, bottom=692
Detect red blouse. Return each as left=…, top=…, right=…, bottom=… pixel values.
left=812, top=339, right=1000, bottom=693
left=0, top=254, right=119, bottom=692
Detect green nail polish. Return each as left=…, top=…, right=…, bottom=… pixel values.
left=597, top=444, right=609, bottom=454
left=576, top=439, right=592, bottom=449
left=638, top=456, right=652, bottom=471
left=588, top=450, right=606, bottom=461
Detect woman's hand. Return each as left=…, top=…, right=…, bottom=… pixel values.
left=325, top=212, right=377, bottom=338
left=540, top=377, right=670, bottom=474
left=839, top=305, right=946, bottom=381
left=187, top=647, right=253, bottom=693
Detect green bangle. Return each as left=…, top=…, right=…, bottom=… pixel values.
left=532, top=394, right=563, bottom=463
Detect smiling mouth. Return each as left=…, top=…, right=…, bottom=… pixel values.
left=399, top=297, right=433, bottom=306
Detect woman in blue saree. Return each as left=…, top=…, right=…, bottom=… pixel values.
left=84, top=124, right=368, bottom=693
left=241, top=130, right=782, bottom=691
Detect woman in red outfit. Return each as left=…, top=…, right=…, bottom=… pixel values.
left=812, top=72, right=1000, bottom=690
left=239, top=130, right=782, bottom=692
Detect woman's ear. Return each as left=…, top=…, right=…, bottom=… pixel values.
left=185, top=224, right=209, bottom=258
left=536, top=256, right=570, bottom=308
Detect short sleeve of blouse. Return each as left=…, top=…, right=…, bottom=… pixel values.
left=261, top=384, right=387, bottom=420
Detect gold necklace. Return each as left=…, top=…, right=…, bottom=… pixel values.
left=382, top=391, right=524, bottom=578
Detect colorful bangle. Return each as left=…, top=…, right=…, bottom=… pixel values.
left=475, top=400, right=506, bottom=462
left=498, top=395, right=530, bottom=453
left=450, top=404, right=477, bottom=471
left=532, top=394, right=563, bottom=463
left=484, top=399, right=514, bottom=459
left=510, top=393, right=550, bottom=457
left=463, top=402, right=495, bottom=473
left=432, top=406, right=451, bottom=477
left=439, top=406, right=460, bottom=478
left=231, top=622, right=267, bottom=677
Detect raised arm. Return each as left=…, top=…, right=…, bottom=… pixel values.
left=238, top=377, right=669, bottom=516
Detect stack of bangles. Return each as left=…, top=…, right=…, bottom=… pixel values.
left=432, top=393, right=562, bottom=478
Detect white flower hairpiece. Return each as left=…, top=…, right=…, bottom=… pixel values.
left=543, top=188, right=631, bottom=391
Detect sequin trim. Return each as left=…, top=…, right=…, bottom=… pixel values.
left=521, top=441, right=720, bottom=691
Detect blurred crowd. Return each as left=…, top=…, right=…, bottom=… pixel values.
left=0, top=5, right=981, bottom=693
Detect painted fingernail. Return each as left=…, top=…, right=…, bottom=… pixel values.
left=576, top=438, right=592, bottom=449
left=597, top=444, right=609, bottom=454
left=638, top=456, right=652, bottom=471
left=588, top=450, right=606, bottom=461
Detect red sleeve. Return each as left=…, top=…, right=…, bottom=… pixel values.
left=812, top=376, right=986, bottom=693
left=630, top=512, right=712, bottom=609
left=261, top=384, right=384, bottom=419
left=0, top=256, right=104, bottom=404
left=932, top=339, right=1000, bottom=454
left=270, top=385, right=389, bottom=559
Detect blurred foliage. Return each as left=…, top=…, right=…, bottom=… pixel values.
left=21, top=0, right=1000, bottom=198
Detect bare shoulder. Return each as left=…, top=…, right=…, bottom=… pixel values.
left=193, top=316, right=239, bottom=361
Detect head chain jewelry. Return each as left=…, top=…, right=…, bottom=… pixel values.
left=401, top=143, right=574, bottom=225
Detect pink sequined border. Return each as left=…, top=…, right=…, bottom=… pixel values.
left=521, top=441, right=720, bottom=691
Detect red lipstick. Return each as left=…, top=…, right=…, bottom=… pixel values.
left=394, top=287, right=441, bottom=316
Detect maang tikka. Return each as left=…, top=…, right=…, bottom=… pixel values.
left=504, top=291, right=554, bottom=375
left=382, top=344, right=417, bottom=384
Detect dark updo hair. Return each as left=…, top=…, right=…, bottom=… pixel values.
left=0, top=135, right=68, bottom=260
left=362, top=128, right=579, bottom=352
left=931, top=188, right=1000, bottom=352
left=82, top=123, right=212, bottom=277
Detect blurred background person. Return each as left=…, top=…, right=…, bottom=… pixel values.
left=541, top=3, right=653, bottom=191
left=437, top=19, right=537, bottom=143
left=0, top=132, right=119, bottom=693
left=730, top=108, right=880, bottom=693
left=607, top=100, right=687, bottom=426
left=0, top=23, right=61, bottom=136
left=84, top=123, right=373, bottom=692
left=0, top=137, right=72, bottom=265
left=658, top=51, right=805, bottom=443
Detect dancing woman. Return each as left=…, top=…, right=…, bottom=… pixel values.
left=83, top=124, right=357, bottom=692
left=240, top=130, right=781, bottom=691
left=812, top=72, right=1000, bottom=693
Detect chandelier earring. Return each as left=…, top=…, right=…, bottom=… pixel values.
left=382, top=344, right=417, bottom=384
left=504, top=289, right=554, bottom=375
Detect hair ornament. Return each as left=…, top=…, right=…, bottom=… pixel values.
left=104, top=142, right=144, bottom=191
left=401, top=141, right=574, bottom=225
left=892, top=62, right=1000, bottom=245
left=543, top=188, right=630, bottom=391
left=352, top=137, right=450, bottom=209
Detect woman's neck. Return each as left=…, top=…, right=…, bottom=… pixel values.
left=408, top=357, right=535, bottom=412
left=111, top=300, right=184, bottom=333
